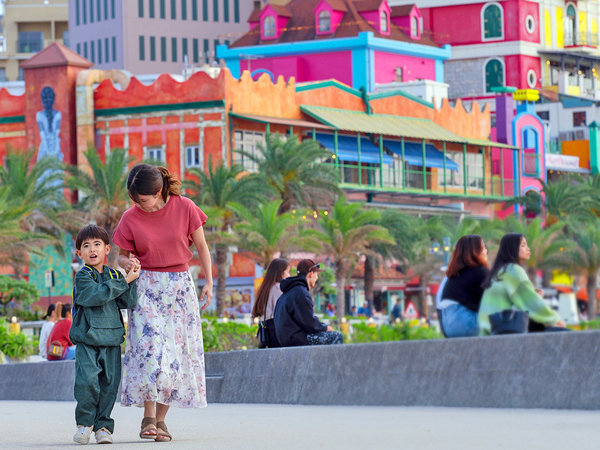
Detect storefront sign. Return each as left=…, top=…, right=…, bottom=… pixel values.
left=545, top=153, right=580, bottom=170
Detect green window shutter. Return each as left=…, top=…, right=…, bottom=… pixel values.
left=182, top=38, right=188, bottom=62
left=76, top=0, right=80, bottom=25
left=171, top=0, right=176, bottom=19
left=203, top=0, right=208, bottom=21
left=97, top=38, right=102, bottom=63
left=204, top=38, right=209, bottom=63
left=161, top=37, right=167, bottom=61
left=193, top=38, right=199, bottom=63
left=138, top=0, right=144, bottom=18
left=485, top=59, right=503, bottom=92
left=213, top=0, right=218, bottom=21
left=104, top=0, right=108, bottom=20
left=192, top=0, right=198, bottom=20
left=172, top=37, right=177, bottom=62
left=149, top=0, right=155, bottom=18
left=139, top=36, right=145, bottom=60
left=150, top=36, right=156, bottom=61
left=160, top=0, right=165, bottom=18
left=223, top=0, right=229, bottom=22
left=112, top=36, right=116, bottom=61
left=182, top=0, right=187, bottom=20
left=484, top=5, right=502, bottom=39
left=234, top=0, right=239, bottom=23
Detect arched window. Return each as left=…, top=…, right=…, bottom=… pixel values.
left=411, top=16, right=418, bottom=37
left=263, top=15, right=276, bottom=38
left=380, top=10, right=389, bottom=33
left=319, top=10, right=331, bottom=33
left=565, top=4, right=576, bottom=45
left=482, top=3, right=503, bottom=39
left=485, top=59, right=504, bottom=92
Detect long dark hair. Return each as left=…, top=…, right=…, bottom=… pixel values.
left=482, top=233, right=524, bottom=289
left=127, top=164, right=182, bottom=203
left=446, top=235, right=487, bottom=278
left=252, top=258, right=289, bottom=318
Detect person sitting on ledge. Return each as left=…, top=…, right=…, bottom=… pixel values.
left=274, top=259, right=344, bottom=347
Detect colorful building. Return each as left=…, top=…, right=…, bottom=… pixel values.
left=218, top=0, right=450, bottom=92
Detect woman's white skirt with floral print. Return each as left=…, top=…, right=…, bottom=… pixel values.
left=121, top=270, right=207, bottom=408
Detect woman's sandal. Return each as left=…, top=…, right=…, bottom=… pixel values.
left=139, top=417, right=157, bottom=439
left=155, top=421, right=172, bottom=442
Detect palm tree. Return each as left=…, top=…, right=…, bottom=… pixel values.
left=309, top=196, right=394, bottom=318
left=238, top=133, right=340, bottom=214
left=553, top=218, right=600, bottom=320
left=231, top=200, right=317, bottom=269
left=184, top=158, right=271, bottom=317
left=64, top=148, right=133, bottom=264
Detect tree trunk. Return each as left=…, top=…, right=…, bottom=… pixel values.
left=527, top=266, right=537, bottom=286
left=417, top=276, right=427, bottom=319
left=215, top=246, right=228, bottom=318
left=541, top=269, right=552, bottom=288
left=364, top=256, right=374, bottom=314
left=587, top=271, right=597, bottom=321
left=335, top=262, right=346, bottom=319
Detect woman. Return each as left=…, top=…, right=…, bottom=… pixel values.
left=478, top=233, right=566, bottom=335
left=438, top=235, right=489, bottom=337
left=46, top=303, right=76, bottom=360
left=113, top=164, right=213, bottom=442
left=251, top=258, right=290, bottom=321
left=39, top=303, right=58, bottom=359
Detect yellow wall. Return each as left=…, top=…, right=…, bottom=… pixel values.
left=579, top=11, right=588, bottom=43
left=545, top=9, right=553, bottom=47
left=562, top=140, right=590, bottom=169
left=556, top=7, right=564, bottom=48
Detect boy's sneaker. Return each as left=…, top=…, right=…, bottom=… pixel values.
left=73, top=426, right=93, bottom=445
left=95, top=427, right=113, bottom=444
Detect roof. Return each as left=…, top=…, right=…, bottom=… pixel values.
left=232, top=0, right=440, bottom=48
left=299, top=105, right=518, bottom=148
left=268, top=4, right=292, bottom=17
left=390, top=5, right=415, bottom=16
left=248, top=9, right=261, bottom=22
left=229, top=112, right=335, bottom=130
left=21, top=42, right=93, bottom=69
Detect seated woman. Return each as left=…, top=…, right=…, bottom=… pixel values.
left=438, top=235, right=489, bottom=337
left=46, top=302, right=76, bottom=360
left=478, top=233, right=566, bottom=335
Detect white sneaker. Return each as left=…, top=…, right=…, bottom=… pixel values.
left=73, top=426, right=93, bottom=445
left=95, top=427, right=113, bottom=444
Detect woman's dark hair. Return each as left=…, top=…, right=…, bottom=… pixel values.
left=251, top=258, right=289, bottom=318
left=482, top=233, right=524, bottom=289
left=446, top=235, right=487, bottom=278
left=126, top=164, right=181, bottom=203
left=42, top=303, right=56, bottom=320
left=60, top=303, right=72, bottom=319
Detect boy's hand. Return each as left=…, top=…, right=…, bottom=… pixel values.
left=125, top=263, right=141, bottom=284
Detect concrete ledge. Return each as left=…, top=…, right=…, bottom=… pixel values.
left=2, top=331, right=600, bottom=409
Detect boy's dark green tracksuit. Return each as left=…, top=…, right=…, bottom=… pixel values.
left=69, top=265, right=137, bottom=433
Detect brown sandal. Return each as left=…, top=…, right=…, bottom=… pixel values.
left=140, top=417, right=157, bottom=439
left=155, top=421, right=172, bottom=442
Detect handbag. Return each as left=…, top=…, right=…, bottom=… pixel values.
left=256, top=318, right=281, bottom=348
left=489, top=309, right=529, bottom=335
left=48, top=340, right=65, bottom=359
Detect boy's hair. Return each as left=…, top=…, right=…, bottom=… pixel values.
left=76, top=225, right=110, bottom=250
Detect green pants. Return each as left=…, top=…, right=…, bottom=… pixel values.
left=74, top=344, right=121, bottom=433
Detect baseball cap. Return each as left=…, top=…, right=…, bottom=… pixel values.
left=297, top=259, right=323, bottom=276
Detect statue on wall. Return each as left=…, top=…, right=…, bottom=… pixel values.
left=36, top=86, right=62, bottom=164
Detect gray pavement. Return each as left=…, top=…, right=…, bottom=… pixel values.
left=2, top=401, right=600, bottom=449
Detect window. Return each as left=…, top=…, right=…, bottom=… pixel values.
left=111, top=0, right=115, bottom=19
left=182, top=38, right=188, bottom=62
left=234, top=0, right=239, bottom=23
left=104, top=0, right=108, bottom=20
left=213, top=0, right=219, bottom=21
left=214, top=39, right=219, bottom=60
left=149, top=0, right=155, bottom=18
left=97, top=0, right=101, bottom=21
left=204, top=39, right=209, bottom=63
left=105, top=38, right=109, bottom=61
left=150, top=36, right=156, bottom=61
left=160, top=0, right=166, bottom=18
left=186, top=146, right=201, bottom=168
left=223, top=0, right=229, bottom=22
left=203, top=0, right=208, bottom=21
left=76, top=0, right=80, bottom=26
left=171, top=37, right=177, bottom=62
left=411, top=16, right=418, bottom=37
left=139, top=0, right=144, bottom=17
left=234, top=130, right=265, bottom=172
left=192, top=0, right=198, bottom=20
left=318, top=10, right=330, bottom=33
left=485, top=58, right=504, bottom=92
left=112, top=36, right=116, bottom=61
left=139, top=36, right=145, bottom=61
left=573, top=111, right=587, bottom=127
left=90, top=0, right=94, bottom=22
left=91, top=40, right=95, bottom=62
left=77, top=42, right=81, bottom=56
left=522, top=128, right=538, bottom=176
left=525, top=14, right=535, bottom=34
left=145, top=147, right=165, bottom=163
left=84, top=41, right=88, bottom=58
left=83, top=0, right=88, bottom=24
left=264, top=16, right=276, bottom=37
left=193, top=38, right=199, bottom=63
left=565, top=4, right=576, bottom=46
left=538, top=111, right=550, bottom=121
left=63, top=31, right=70, bottom=47
left=182, top=0, right=187, bottom=20
left=380, top=10, right=388, bottom=33
left=171, top=0, right=176, bottom=19
left=527, top=70, right=537, bottom=88
left=18, top=31, right=44, bottom=53
left=482, top=3, right=503, bottom=40
left=18, top=68, right=24, bottom=81
left=161, top=37, right=167, bottom=61
left=97, top=38, right=102, bottom=63
left=438, top=151, right=484, bottom=189
left=0, top=69, right=6, bottom=82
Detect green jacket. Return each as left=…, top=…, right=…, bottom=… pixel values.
left=69, top=265, right=137, bottom=347
left=478, top=263, right=561, bottom=335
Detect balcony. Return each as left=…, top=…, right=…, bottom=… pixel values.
left=17, top=39, right=44, bottom=54
left=565, top=31, right=599, bottom=49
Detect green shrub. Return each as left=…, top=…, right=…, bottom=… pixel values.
left=0, top=319, right=34, bottom=361
left=350, top=321, right=440, bottom=343
left=201, top=319, right=258, bottom=352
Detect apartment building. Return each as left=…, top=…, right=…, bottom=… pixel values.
left=68, top=0, right=258, bottom=75
left=0, top=0, right=69, bottom=81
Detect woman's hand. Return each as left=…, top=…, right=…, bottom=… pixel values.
left=200, top=282, right=213, bottom=310
left=556, top=320, right=566, bottom=328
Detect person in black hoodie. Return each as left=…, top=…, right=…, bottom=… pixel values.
left=274, top=259, right=344, bottom=347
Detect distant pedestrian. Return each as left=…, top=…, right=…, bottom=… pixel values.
left=70, top=225, right=139, bottom=445
left=274, top=259, right=344, bottom=346
left=390, top=298, right=403, bottom=323
left=46, top=302, right=75, bottom=361
left=39, top=303, right=58, bottom=359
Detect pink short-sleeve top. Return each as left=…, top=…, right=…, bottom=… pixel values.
left=113, top=195, right=207, bottom=272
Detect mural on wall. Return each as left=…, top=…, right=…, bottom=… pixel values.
left=29, top=234, right=74, bottom=305
left=36, top=86, right=62, bottom=163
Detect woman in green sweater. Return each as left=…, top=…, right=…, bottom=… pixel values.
left=478, top=233, right=566, bottom=335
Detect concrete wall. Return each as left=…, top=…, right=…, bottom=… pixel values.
left=3, top=331, right=600, bottom=409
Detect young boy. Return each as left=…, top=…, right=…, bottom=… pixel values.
left=70, top=224, right=140, bottom=445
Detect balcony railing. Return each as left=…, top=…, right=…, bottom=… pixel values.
left=17, top=39, right=44, bottom=53
left=564, top=31, right=599, bottom=47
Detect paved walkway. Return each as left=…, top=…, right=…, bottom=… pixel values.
left=2, top=401, right=600, bottom=449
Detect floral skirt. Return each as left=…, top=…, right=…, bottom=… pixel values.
left=121, top=270, right=207, bottom=408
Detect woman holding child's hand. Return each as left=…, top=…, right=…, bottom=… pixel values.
left=113, top=164, right=213, bottom=443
